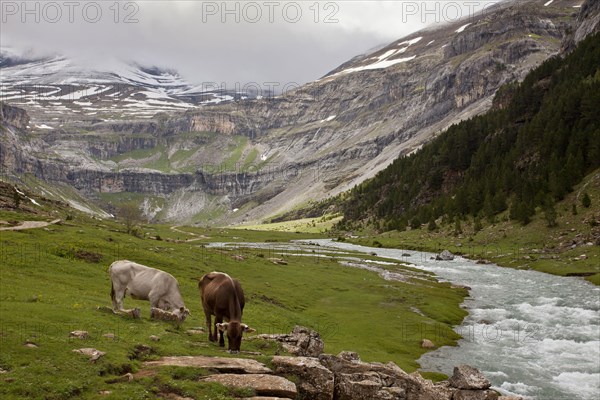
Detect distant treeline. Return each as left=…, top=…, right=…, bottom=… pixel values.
left=339, top=32, right=600, bottom=231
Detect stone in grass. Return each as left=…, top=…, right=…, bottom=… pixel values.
left=186, top=327, right=205, bottom=335
left=73, top=348, right=106, bottom=362
left=268, top=258, right=288, bottom=265
left=253, top=326, right=324, bottom=358
left=149, top=335, right=161, bottom=341
left=150, top=307, right=180, bottom=322
left=97, top=306, right=140, bottom=319
left=105, top=373, right=134, bottom=384
left=421, top=339, right=435, bottom=349
left=69, top=330, right=88, bottom=339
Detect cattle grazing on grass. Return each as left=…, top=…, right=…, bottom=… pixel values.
left=199, top=271, right=255, bottom=352
left=109, top=260, right=190, bottom=322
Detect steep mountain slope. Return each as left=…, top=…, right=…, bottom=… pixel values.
left=338, top=30, right=600, bottom=240
left=0, top=0, right=586, bottom=224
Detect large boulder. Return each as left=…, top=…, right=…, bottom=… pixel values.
left=144, top=356, right=271, bottom=374
left=436, top=250, right=455, bottom=261
left=318, top=352, right=454, bottom=400
left=254, top=326, right=324, bottom=357
left=202, top=374, right=297, bottom=399
left=448, top=365, right=492, bottom=390
left=335, top=371, right=406, bottom=400
left=272, top=356, right=334, bottom=400
left=453, top=389, right=499, bottom=400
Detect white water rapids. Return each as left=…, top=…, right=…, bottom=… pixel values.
left=209, top=239, right=600, bottom=399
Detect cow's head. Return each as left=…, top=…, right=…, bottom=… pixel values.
left=173, top=306, right=191, bottom=322
left=216, top=322, right=255, bottom=352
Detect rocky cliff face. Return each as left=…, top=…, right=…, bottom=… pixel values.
left=1, top=0, right=592, bottom=224
left=0, top=102, right=29, bottom=129
left=564, top=0, right=600, bottom=51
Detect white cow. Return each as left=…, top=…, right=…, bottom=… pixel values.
left=109, top=260, right=190, bottom=321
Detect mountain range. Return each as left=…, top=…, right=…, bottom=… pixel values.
left=1, top=0, right=596, bottom=225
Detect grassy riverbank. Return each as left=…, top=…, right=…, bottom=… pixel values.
left=344, top=173, right=600, bottom=285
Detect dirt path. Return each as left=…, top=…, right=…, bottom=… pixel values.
left=0, top=219, right=61, bottom=231
left=169, top=225, right=210, bottom=242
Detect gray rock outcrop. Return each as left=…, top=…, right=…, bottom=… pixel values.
left=272, top=356, right=334, bottom=400
left=203, top=374, right=297, bottom=399
left=453, top=390, right=499, bottom=400
left=144, top=356, right=272, bottom=374
left=319, top=352, right=455, bottom=400
left=254, top=325, right=325, bottom=357
left=448, top=364, right=492, bottom=390
left=137, top=327, right=501, bottom=400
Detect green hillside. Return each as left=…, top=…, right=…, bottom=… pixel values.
left=340, top=32, right=600, bottom=231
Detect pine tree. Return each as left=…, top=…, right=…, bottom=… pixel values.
left=410, top=216, right=421, bottom=230
left=582, top=192, right=591, bottom=208
left=543, top=199, right=558, bottom=228
left=473, top=215, right=483, bottom=233
left=483, top=194, right=495, bottom=220
left=454, top=218, right=463, bottom=236
left=428, top=217, right=438, bottom=232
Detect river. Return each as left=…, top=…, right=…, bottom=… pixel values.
left=304, top=239, right=600, bottom=400
left=209, top=239, right=600, bottom=399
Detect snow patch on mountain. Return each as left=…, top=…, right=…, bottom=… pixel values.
left=332, top=36, right=422, bottom=76
left=455, top=23, right=471, bottom=33
left=0, top=48, right=245, bottom=118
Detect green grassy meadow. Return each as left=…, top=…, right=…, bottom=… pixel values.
left=0, top=205, right=467, bottom=399
left=232, top=214, right=343, bottom=234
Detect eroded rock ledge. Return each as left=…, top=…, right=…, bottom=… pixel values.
left=145, top=326, right=520, bottom=400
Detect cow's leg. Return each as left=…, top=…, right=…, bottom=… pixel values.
left=203, top=304, right=217, bottom=342
left=111, top=282, right=127, bottom=311
left=215, top=315, right=225, bottom=347
left=205, top=312, right=215, bottom=342
left=147, top=289, right=159, bottom=309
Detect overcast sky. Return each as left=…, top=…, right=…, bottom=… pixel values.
left=1, top=0, right=503, bottom=87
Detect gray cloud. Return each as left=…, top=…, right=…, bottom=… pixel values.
left=1, top=0, right=502, bottom=86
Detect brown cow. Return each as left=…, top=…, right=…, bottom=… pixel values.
left=199, top=271, right=254, bottom=352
